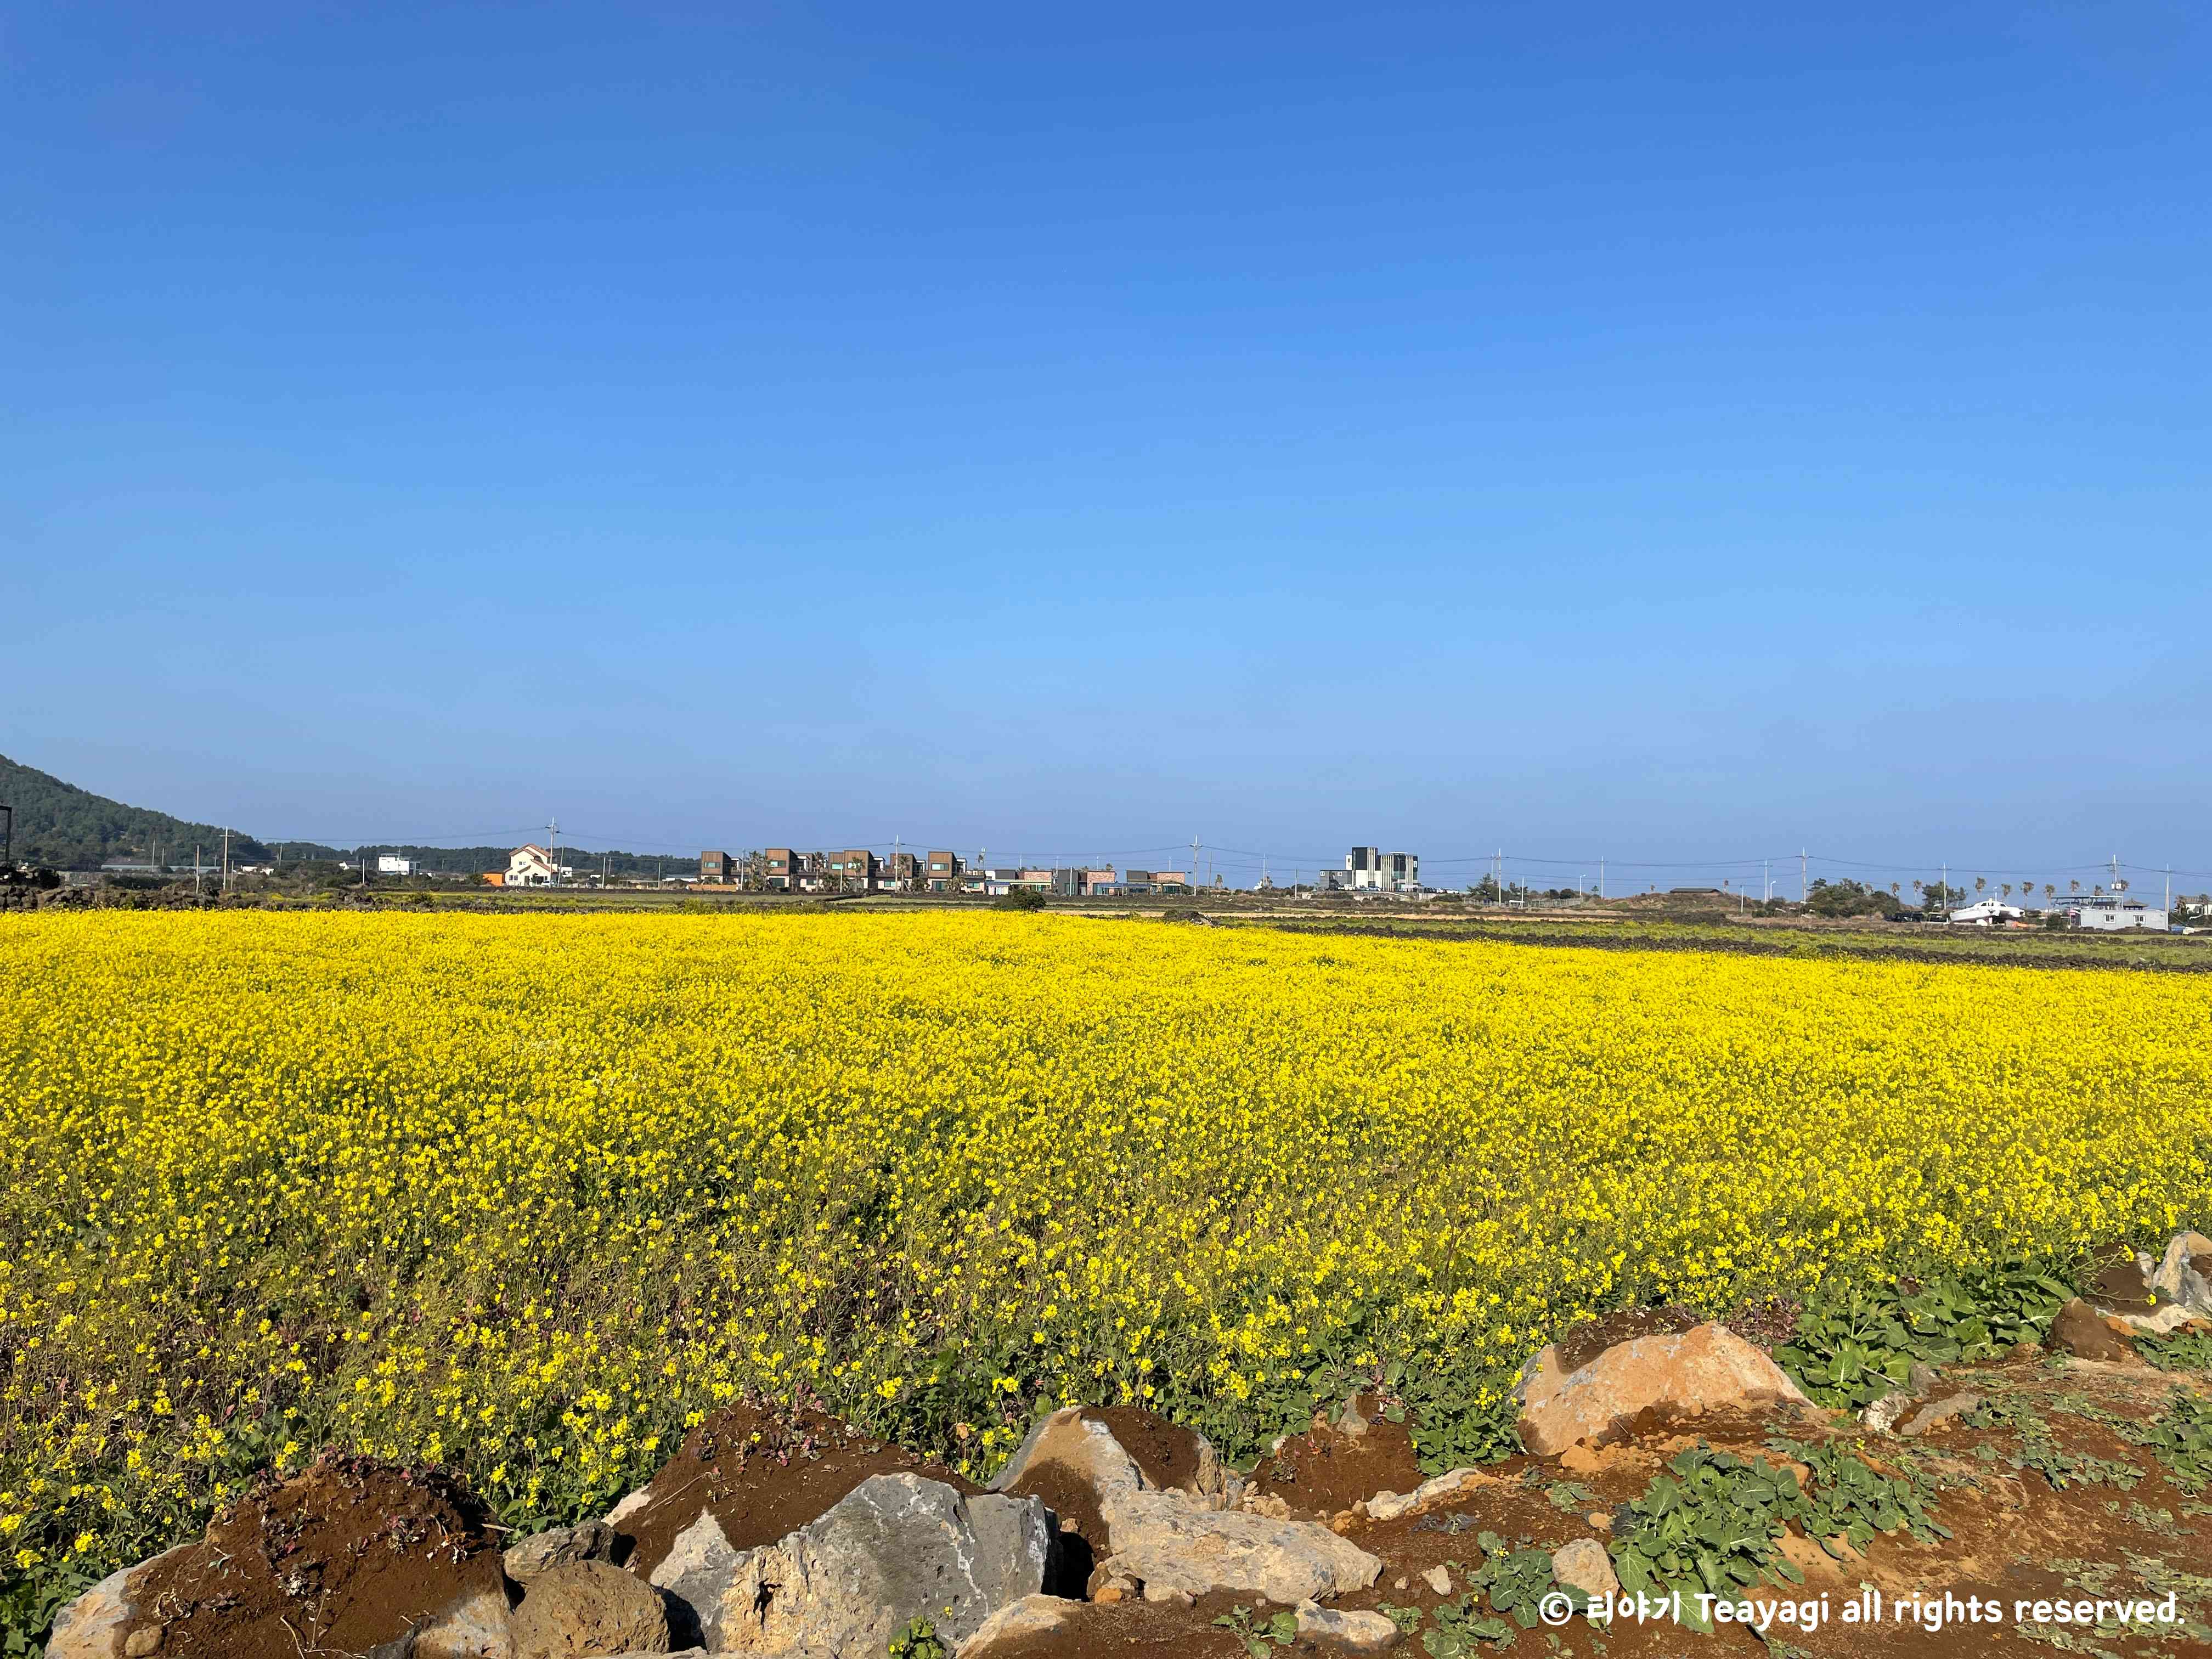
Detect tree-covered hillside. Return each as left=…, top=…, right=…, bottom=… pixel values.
left=0, top=753, right=291, bottom=870
left=1, top=753, right=693, bottom=876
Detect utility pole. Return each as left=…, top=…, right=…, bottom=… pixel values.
left=1191, top=836, right=1201, bottom=890
left=1940, top=862, right=1948, bottom=912
left=195, top=843, right=203, bottom=896
left=222, top=826, right=230, bottom=895
left=1, top=801, right=13, bottom=869
left=1800, top=849, right=1808, bottom=904
left=360, top=844, right=368, bottom=888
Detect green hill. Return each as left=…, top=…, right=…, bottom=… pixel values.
left=0, top=753, right=294, bottom=871
left=0, top=753, right=689, bottom=878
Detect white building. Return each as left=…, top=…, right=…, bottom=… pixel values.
left=1346, top=847, right=1419, bottom=892
left=507, top=844, right=558, bottom=887
left=377, top=855, right=417, bottom=877
left=1947, top=899, right=2026, bottom=927
left=2062, top=894, right=2167, bottom=932
left=973, top=867, right=1049, bottom=896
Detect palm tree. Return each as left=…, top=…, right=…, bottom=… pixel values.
left=1976, top=876, right=1987, bottom=896
left=2044, top=883, right=2055, bottom=902
left=2070, top=879, right=2080, bottom=894
left=2001, top=883, right=2012, bottom=900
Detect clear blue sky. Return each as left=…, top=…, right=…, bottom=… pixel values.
left=6, top=3, right=2208, bottom=889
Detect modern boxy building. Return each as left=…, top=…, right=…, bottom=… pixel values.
left=699, top=850, right=735, bottom=884
left=1346, top=847, right=1419, bottom=892
left=1121, top=869, right=1190, bottom=895
left=821, top=849, right=878, bottom=890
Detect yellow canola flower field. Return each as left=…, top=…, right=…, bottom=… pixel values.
left=1, top=909, right=2208, bottom=1605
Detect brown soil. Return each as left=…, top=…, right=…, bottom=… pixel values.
left=1553, top=1305, right=1703, bottom=1374
left=1084, top=1405, right=1205, bottom=1494
left=131, top=1454, right=505, bottom=1658
left=1720, top=1295, right=1803, bottom=1351
left=94, top=1355, right=2212, bottom=1659
left=1245, top=1396, right=1427, bottom=1517
left=2081, top=1242, right=2158, bottom=1312
left=1001, top=1455, right=1111, bottom=1557
left=616, top=1398, right=978, bottom=1577
left=995, top=1405, right=1214, bottom=1583
left=973, top=1356, right=2212, bottom=1659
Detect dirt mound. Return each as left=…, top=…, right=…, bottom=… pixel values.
left=1245, top=1396, right=1426, bottom=1517
left=1079, top=1406, right=1204, bottom=1494
left=2080, top=1240, right=2158, bottom=1313
left=1000, top=1451, right=1110, bottom=1559
left=131, top=1454, right=503, bottom=1658
left=1553, top=1305, right=1704, bottom=1374
left=614, top=1398, right=978, bottom=1577
left=989, top=1406, right=1206, bottom=1561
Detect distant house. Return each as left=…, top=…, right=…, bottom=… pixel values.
left=377, top=855, right=416, bottom=877
left=507, top=844, right=558, bottom=887
left=1121, top=869, right=1189, bottom=895
left=1948, top=899, right=2027, bottom=927
left=925, top=850, right=963, bottom=891
left=821, top=849, right=877, bottom=890
left=968, top=866, right=1047, bottom=896
left=762, top=848, right=800, bottom=890
left=699, top=850, right=735, bottom=884
left=2061, top=894, right=2168, bottom=932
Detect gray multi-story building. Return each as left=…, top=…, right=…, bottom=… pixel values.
left=1346, top=847, right=1419, bottom=892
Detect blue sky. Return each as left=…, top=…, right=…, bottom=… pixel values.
left=5, top=3, right=2208, bottom=889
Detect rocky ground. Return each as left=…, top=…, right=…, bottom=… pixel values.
left=48, top=1234, right=2212, bottom=1659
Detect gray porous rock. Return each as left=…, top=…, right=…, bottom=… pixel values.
left=650, top=1473, right=1053, bottom=1656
